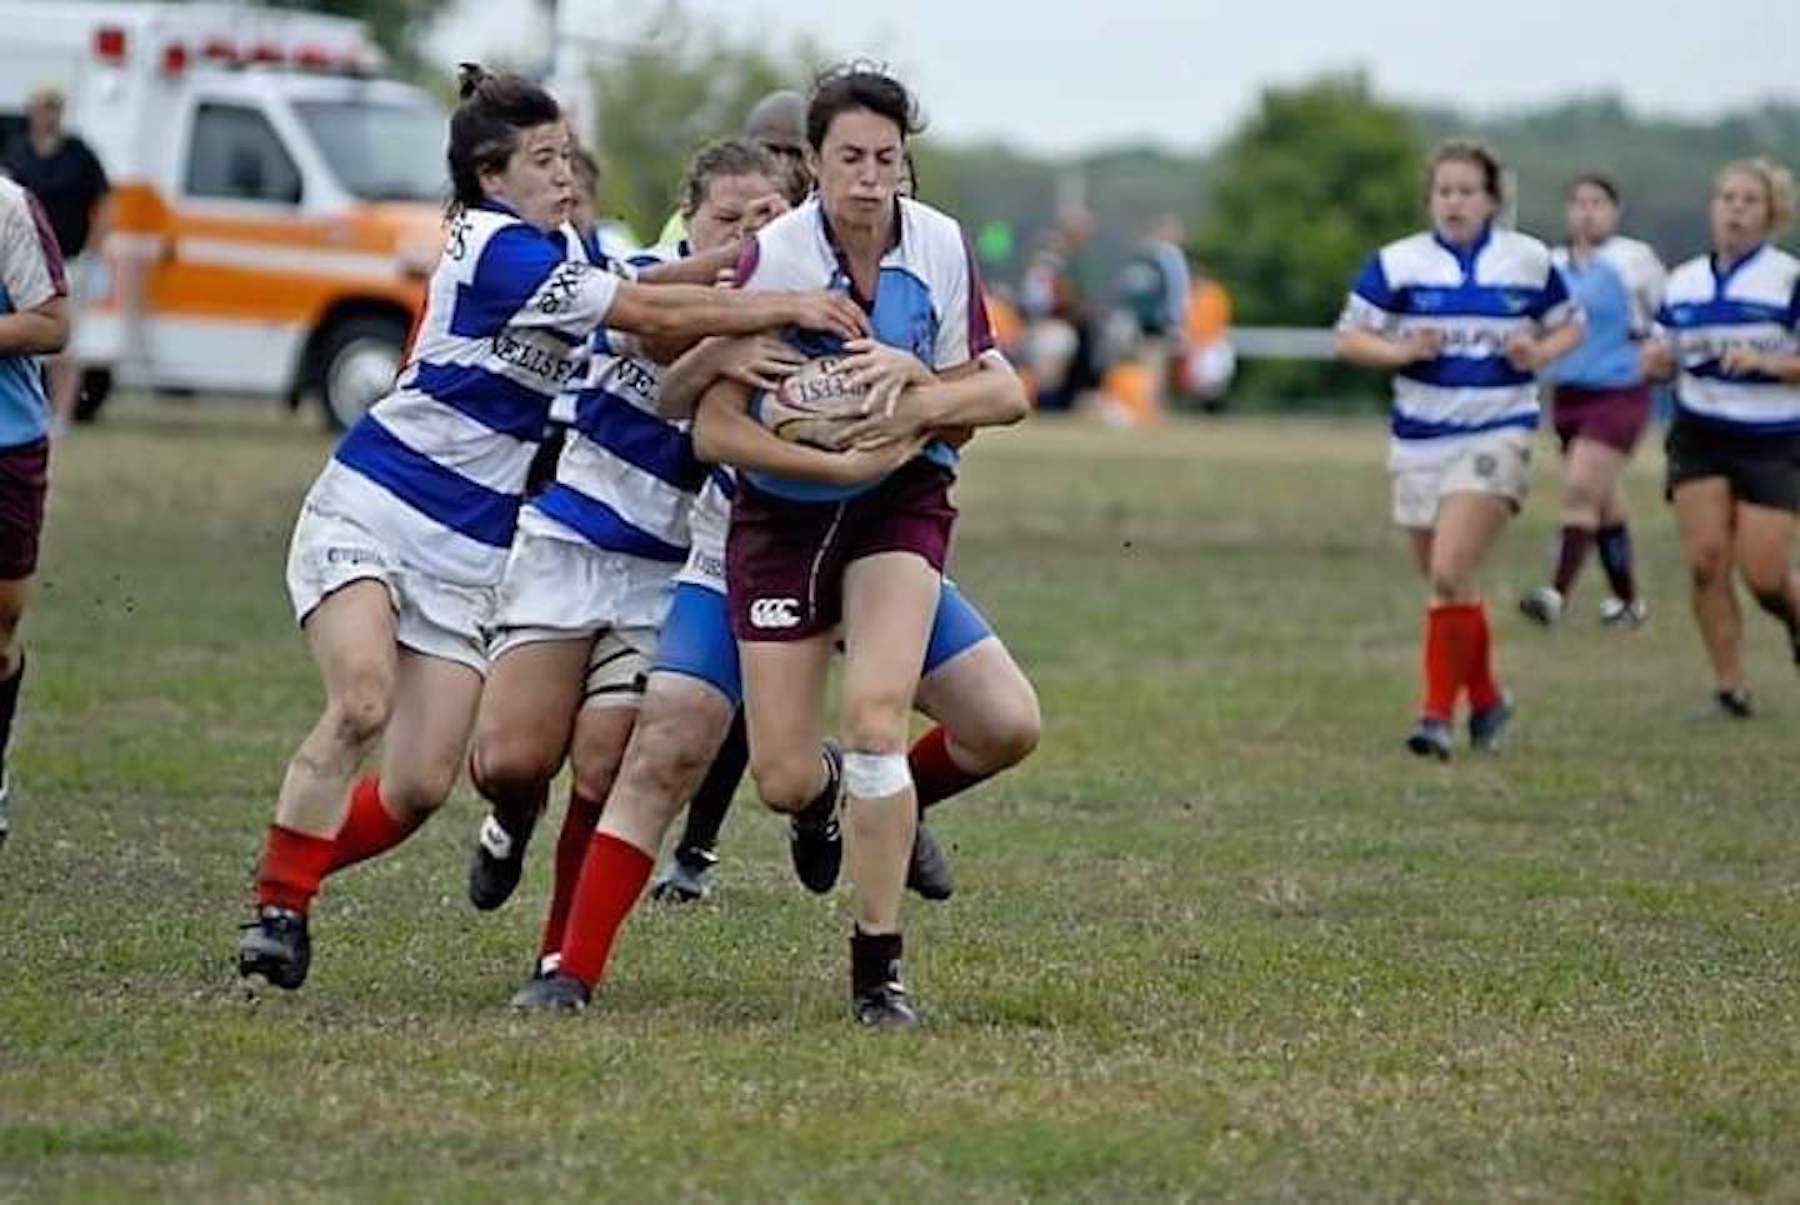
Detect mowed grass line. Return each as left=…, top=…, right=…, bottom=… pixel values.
left=2, top=398, right=1797, bottom=1201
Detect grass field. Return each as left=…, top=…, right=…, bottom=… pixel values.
left=4, top=396, right=1799, bottom=1201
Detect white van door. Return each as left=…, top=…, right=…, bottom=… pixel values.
left=146, top=90, right=320, bottom=396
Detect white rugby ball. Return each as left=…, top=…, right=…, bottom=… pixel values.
left=758, top=355, right=869, bottom=448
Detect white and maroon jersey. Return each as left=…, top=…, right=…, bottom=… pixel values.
left=733, top=196, right=995, bottom=502
left=0, top=177, right=66, bottom=447
left=307, top=202, right=623, bottom=585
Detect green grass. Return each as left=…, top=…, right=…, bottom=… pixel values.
left=4, top=398, right=1799, bottom=1201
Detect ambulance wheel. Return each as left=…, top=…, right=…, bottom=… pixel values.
left=316, top=316, right=407, bottom=431
left=74, top=368, right=113, bottom=424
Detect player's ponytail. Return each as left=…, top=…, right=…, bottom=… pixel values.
left=446, top=62, right=561, bottom=215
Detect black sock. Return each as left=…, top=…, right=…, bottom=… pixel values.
left=677, top=710, right=748, bottom=855
left=1595, top=524, right=1637, bottom=604
left=794, top=749, right=840, bottom=830
left=1552, top=525, right=1595, bottom=596
left=0, top=653, right=24, bottom=782
left=851, top=928, right=903, bottom=995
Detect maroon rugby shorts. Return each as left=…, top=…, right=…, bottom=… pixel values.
left=726, top=460, right=957, bottom=642
left=0, top=438, right=49, bottom=580
left=1552, top=384, right=1652, bottom=455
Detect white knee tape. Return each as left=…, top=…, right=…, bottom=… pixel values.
left=842, top=751, right=912, bottom=799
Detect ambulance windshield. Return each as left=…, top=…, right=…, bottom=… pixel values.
left=294, top=99, right=447, bottom=202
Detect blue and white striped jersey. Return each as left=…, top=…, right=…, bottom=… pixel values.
left=1338, top=226, right=1580, bottom=459
left=527, top=243, right=708, bottom=577
left=1656, top=243, right=1800, bottom=434
left=308, top=202, right=623, bottom=585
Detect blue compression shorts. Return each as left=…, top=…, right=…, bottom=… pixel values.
left=652, top=578, right=996, bottom=707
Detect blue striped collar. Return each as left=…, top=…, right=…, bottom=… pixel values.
left=1710, top=241, right=1768, bottom=298
left=1433, top=223, right=1495, bottom=281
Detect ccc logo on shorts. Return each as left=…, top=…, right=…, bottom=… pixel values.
left=749, top=597, right=802, bottom=630
left=1474, top=453, right=1497, bottom=479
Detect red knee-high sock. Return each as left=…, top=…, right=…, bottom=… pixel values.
left=557, top=832, right=655, bottom=989
left=1421, top=604, right=1467, bottom=722
left=1464, top=603, right=1503, bottom=712
left=539, top=789, right=605, bottom=962
left=328, top=776, right=422, bottom=873
left=909, top=725, right=991, bottom=810
left=256, top=825, right=336, bottom=914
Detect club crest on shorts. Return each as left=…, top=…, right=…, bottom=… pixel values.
left=749, top=597, right=802, bottom=630
left=1474, top=453, right=1497, bottom=478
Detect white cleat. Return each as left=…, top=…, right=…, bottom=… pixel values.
left=1599, top=597, right=1648, bottom=628
left=1518, top=587, right=1564, bottom=627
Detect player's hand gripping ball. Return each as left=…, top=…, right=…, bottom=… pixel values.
left=754, top=354, right=871, bottom=448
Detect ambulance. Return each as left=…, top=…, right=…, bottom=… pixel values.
left=0, top=3, right=450, bottom=428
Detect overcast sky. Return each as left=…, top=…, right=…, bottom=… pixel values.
left=429, top=0, right=1800, bottom=155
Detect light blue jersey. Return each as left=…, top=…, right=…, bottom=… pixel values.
left=0, top=178, right=66, bottom=449
left=734, top=197, right=995, bottom=503
left=1548, top=237, right=1665, bottom=389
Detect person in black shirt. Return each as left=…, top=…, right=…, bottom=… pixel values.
left=4, top=87, right=108, bottom=434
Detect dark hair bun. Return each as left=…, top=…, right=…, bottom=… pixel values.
left=457, top=62, right=490, bottom=101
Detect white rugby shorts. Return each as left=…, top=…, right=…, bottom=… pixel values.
left=1388, top=427, right=1533, bottom=530
left=488, top=514, right=672, bottom=709
left=285, top=500, right=494, bottom=674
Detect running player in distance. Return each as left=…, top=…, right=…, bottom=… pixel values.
left=1643, top=158, right=1800, bottom=717
left=1522, top=174, right=1665, bottom=629
left=1336, top=140, right=1584, bottom=760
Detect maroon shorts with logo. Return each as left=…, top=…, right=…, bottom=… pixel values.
left=727, top=460, right=957, bottom=642
left=1552, top=384, right=1653, bottom=455
left=0, top=438, right=49, bottom=580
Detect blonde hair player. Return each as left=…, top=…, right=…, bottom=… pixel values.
left=1643, top=158, right=1800, bottom=717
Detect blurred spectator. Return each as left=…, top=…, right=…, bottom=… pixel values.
left=1101, top=215, right=1193, bottom=422
left=1178, top=268, right=1237, bottom=409
left=1020, top=215, right=1100, bottom=410
left=4, top=86, right=107, bottom=436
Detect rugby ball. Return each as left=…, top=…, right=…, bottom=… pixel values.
left=756, top=355, right=869, bottom=449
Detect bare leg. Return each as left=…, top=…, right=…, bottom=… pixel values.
left=377, top=647, right=484, bottom=821
left=838, top=553, right=937, bottom=936
left=1428, top=492, right=1513, bottom=603
left=470, top=638, right=589, bottom=833
left=1732, top=501, right=1800, bottom=651
left=598, top=674, right=735, bottom=853
left=740, top=636, right=835, bottom=813
left=912, top=637, right=1041, bottom=781
left=274, top=582, right=398, bottom=838
left=1673, top=479, right=1744, bottom=694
